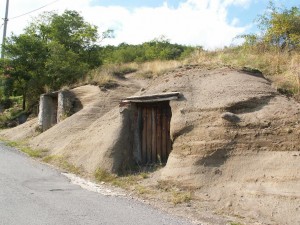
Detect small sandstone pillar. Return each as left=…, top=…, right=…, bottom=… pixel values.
left=38, top=94, right=58, bottom=131
left=38, top=90, right=77, bottom=132
left=57, top=91, right=73, bottom=123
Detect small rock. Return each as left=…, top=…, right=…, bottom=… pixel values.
left=221, top=112, right=240, bottom=123
left=214, top=169, right=222, bottom=175
left=226, top=201, right=232, bottom=208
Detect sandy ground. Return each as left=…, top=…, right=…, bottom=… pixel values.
left=1, top=65, right=299, bottom=225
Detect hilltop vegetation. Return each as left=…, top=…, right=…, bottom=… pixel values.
left=0, top=2, right=299, bottom=125
left=0, top=10, right=194, bottom=113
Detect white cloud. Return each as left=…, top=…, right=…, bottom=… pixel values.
left=223, top=0, right=252, bottom=7
left=0, top=0, right=252, bottom=50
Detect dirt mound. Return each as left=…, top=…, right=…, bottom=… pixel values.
left=29, top=78, right=143, bottom=152
left=1, top=66, right=299, bottom=224
left=0, top=117, right=38, bottom=141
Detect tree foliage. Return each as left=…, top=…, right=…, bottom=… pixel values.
left=1, top=10, right=101, bottom=110
left=101, top=36, right=195, bottom=64
left=0, top=10, right=195, bottom=112
left=257, top=2, right=300, bottom=50
left=240, top=2, right=300, bottom=51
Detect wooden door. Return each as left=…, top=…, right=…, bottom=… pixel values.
left=138, top=102, right=172, bottom=164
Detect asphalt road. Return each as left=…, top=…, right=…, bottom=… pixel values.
left=0, top=143, right=194, bottom=225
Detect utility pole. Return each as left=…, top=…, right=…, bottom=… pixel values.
left=1, top=0, right=10, bottom=59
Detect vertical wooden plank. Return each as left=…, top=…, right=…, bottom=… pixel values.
left=156, top=105, right=162, bottom=163
left=142, top=106, right=147, bottom=164
left=135, top=106, right=142, bottom=163
left=166, top=103, right=172, bottom=156
left=161, top=104, right=167, bottom=162
left=146, top=107, right=152, bottom=163
left=151, top=106, right=157, bottom=163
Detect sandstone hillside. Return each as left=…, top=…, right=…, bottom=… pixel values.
left=1, top=66, right=299, bottom=225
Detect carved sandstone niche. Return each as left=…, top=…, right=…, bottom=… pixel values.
left=38, top=90, right=78, bottom=132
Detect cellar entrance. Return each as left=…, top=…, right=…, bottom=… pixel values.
left=137, top=101, right=172, bottom=164
left=120, top=92, right=180, bottom=165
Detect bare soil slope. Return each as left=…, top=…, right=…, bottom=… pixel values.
left=1, top=66, right=299, bottom=225
left=0, top=117, right=38, bottom=141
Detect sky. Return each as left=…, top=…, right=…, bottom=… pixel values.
left=0, top=0, right=299, bottom=50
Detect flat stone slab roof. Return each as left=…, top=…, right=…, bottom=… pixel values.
left=121, top=92, right=181, bottom=103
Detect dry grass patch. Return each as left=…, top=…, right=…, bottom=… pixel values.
left=43, top=155, right=82, bottom=175
left=94, top=168, right=154, bottom=196
left=85, top=67, right=117, bottom=88
left=156, top=180, right=194, bottom=205
left=82, top=63, right=138, bottom=88
left=94, top=168, right=117, bottom=183
left=80, top=59, right=183, bottom=88
left=134, top=185, right=153, bottom=195
left=187, top=48, right=300, bottom=96
left=94, top=169, right=150, bottom=188
left=136, top=60, right=183, bottom=78
left=229, top=222, right=244, bottom=225
left=170, top=191, right=192, bottom=205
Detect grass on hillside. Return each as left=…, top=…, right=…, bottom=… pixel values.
left=83, top=47, right=300, bottom=99
left=82, top=60, right=183, bottom=87
left=135, top=60, right=182, bottom=78
left=186, top=47, right=300, bottom=96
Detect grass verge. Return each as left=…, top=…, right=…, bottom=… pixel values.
left=0, top=139, right=46, bottom=158
left=43, top=155, right=82, bottom=175
left=0, top=139, right=81, bottom=176
left=94, top=167, right=193, bottom=205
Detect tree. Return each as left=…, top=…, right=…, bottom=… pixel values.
left=238, top=2, right=300, bottom=52
left=1, top=10, right=105, bottom=110
left=3, top=34, right=48, bottom=110
left=26, top=10, right=101, bottom=68
left=45, top=41, right=89, bottom=89
left=257, top=2, right=300, bottom=51
left=100, top=37, right=195, bottom=64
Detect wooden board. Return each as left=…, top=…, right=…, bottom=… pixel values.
left=166, top=106, right=172, bottom=156
left=141, top=107, right=147, bottom=163
left=156, top=106, right=162, bottom=163
left=151, top=108, right=157, bottom=163
left=161, top=106, right=167, bottom=162
left=146, top=107, right=152, bottom=163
